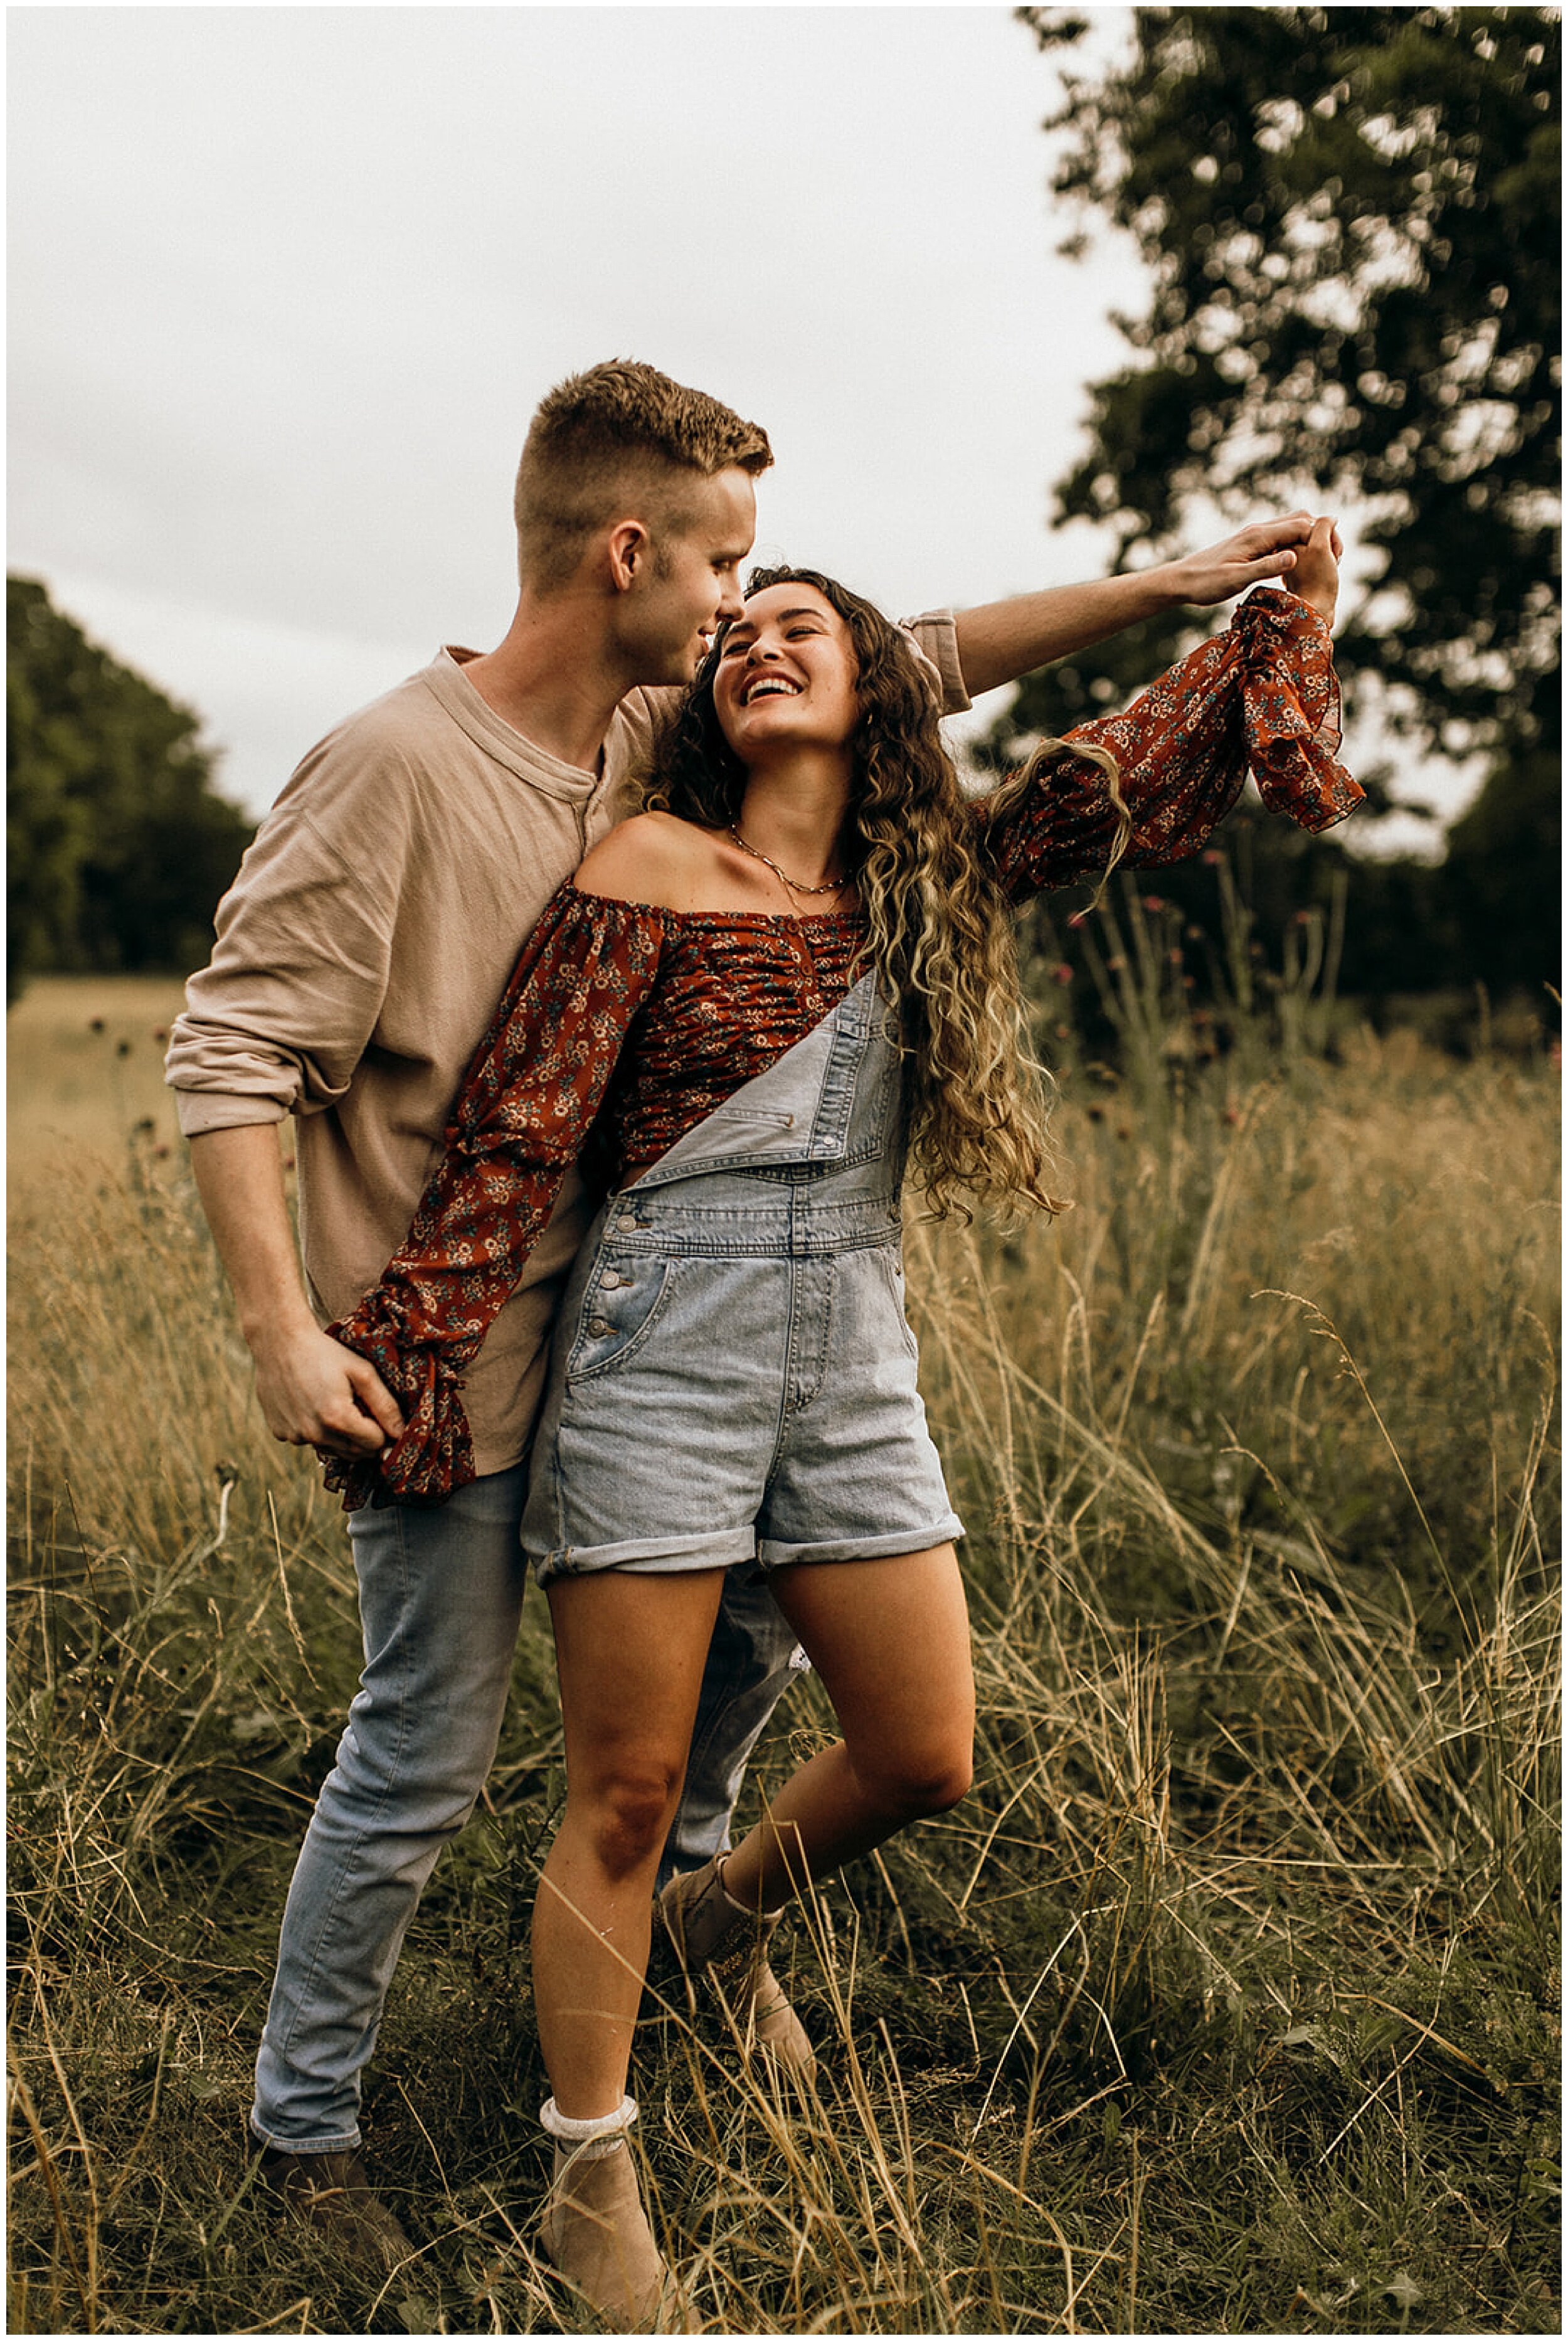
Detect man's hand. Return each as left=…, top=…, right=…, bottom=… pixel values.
left=1285, top=515, right=1341, bottom=628
left=252, top=1320, right=406, bottom=1458
left=951, top=511, right=1343, bottom=696
left=1160, top=512, right=1325, bottom=606
left=186, top=1122, right=406, bottom=1462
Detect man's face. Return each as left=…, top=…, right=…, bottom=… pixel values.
left=625, top=467, right=757, bottom=685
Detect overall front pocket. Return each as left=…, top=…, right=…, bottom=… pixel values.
left=871, top=1244, right=921, bottom=1364
left=564, top=1251, right=677, bottom=1384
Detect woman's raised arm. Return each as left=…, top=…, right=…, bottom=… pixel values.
left=973, top=581, right=1362, bottom=908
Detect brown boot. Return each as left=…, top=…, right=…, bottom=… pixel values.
left=659, top=1858, right=817, bottom=2079
left=257, top=2145, right=415, bottom=2277
left=540, top=2136, right=672, bottom=2332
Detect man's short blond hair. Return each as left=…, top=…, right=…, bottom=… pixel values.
left=514, top=359, right=773, bottom=592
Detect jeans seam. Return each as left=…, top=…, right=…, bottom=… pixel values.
left=271, top=1503, right=418, bottom=2073
left=680, top=1586, right=798, bottom=1792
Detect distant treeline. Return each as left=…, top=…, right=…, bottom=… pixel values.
left=7, top=575, right=255, bottom=1003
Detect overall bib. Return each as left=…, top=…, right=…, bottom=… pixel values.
left=521, top=972, right=965, bottom=1581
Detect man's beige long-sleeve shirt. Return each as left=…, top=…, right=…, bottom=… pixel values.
left=166, top=627, right=968, bottom=1477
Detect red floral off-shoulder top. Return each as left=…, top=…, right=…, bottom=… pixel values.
left=324, top=588, right=1359, bottom=1510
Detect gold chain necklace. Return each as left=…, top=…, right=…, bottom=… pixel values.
left=729, top=823, right=858, bottom=899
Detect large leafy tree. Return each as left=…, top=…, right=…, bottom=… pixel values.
left=1000, top=5, right=1559, bottom=995
left=1019, top=3, right=1559, bottom=750
left=8, top=576, right=255, bottom=1000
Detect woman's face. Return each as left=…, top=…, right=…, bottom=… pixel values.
left=712, top=583, right=861, bottom=761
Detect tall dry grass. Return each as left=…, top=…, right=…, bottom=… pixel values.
left=7, top=958, right=1560, bottom=2335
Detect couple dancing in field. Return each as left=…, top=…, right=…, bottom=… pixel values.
left=169, top=358, right=1357, bottom=2327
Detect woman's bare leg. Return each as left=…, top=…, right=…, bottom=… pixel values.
left=537, top=1568, right=726, bottom=2117
left=718, top=1542, right=973, bottom=1914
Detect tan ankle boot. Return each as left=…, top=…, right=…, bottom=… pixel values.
left=540, top=2135, right=672, bottom=2332
left=659, top=1858, right=817, bottom=2079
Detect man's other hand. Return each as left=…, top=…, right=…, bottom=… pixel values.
left=254, top=1322, right=406, bottom=1458
left=1165, top=512, right=1339, bottom=606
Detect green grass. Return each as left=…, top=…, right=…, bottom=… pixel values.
left=7, top=969, right=1560, bottom=2334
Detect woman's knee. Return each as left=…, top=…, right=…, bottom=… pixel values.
left=854, top=1735, right=973, bottom=1822
left=571, top=1753, right=687, bottom=1878
left=903, top=1746, right=973, bottom=1818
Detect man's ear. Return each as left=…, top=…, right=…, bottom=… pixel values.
left=607, top=519, right=652, bottom=593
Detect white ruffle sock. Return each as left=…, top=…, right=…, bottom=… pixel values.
left=539, top=2091, right=638, bottom=2166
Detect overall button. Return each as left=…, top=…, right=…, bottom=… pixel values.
left=588, top=1317, right=615, bottom=1337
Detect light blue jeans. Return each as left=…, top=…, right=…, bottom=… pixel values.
left=250, top=1461, right=802, bottom=2150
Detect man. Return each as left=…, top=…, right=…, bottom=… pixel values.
left=167, top=358, right=1313, bottom=2275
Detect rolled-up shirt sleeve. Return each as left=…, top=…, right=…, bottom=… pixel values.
left=165, top=789, right=408, bottom=1134
left=899, top=609, right=971, bottom=716
left=974, top=588, right=1362, bottom=905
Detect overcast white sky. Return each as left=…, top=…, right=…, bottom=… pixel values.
left=10, top=3, right=1456, bottom=844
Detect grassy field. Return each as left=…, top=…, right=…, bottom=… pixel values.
left=8, top=965, right=1560, bottom=2336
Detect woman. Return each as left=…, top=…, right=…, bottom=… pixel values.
left=322, top=525, right=1354, bottom=2327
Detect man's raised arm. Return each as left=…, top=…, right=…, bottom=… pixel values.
left=951, top=514, right=1318, bottom=699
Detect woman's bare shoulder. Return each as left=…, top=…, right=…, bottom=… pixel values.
left=575, top=811, right=723, bottom=909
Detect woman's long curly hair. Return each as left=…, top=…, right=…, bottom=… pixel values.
left=637, top=566, right=1126, bottom=1221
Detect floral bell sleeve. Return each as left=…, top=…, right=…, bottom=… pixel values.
left=321, top=884, right=667, bottom=1514
left=975, top=587, right=1363, bottom=904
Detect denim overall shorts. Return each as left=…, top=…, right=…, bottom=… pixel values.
left=521, top=970, right=965, bottom=1584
